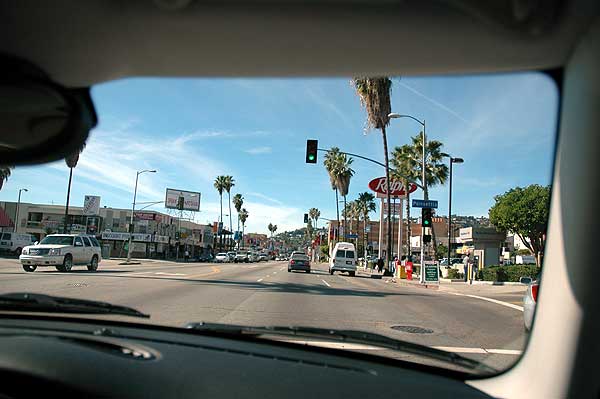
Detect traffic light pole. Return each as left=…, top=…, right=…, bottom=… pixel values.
left=420, top=121, right=427, bottom=284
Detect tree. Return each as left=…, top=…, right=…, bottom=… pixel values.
left=323, top=147, right=343, bottom=241
left=391, top=133, right=448, bottom=257
left=489, top=184, right=550, bottom=267
left=223, top=175, right=235, bottom=249
left=436, top=243, right=448, bottom=260
left=232, top=193, right=244, bottom=249
left=391, top=144, right=419, bottom=258
left=64, top=144, right=86, bottom=233
left=214, top=176, right=227, bottom=250
left=308, top=207, right=320, bottom=232
left=334, top=154, right=354, bottom=240
left=0, top=167, right=12, bottom=191
left=356, top=192, right=376, bottom=259
left=353, top=77, right=393, bottom=269
left=239, top=208, right=249, bottom=249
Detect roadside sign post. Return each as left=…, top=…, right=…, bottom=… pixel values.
left=411, top=199, right=438, bottom=282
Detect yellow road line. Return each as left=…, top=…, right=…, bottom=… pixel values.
left=186, top=266, right=221, bottom=279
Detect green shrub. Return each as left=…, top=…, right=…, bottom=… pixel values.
left=478, top=265, right=539, bottom=282
left=447, top=269, right=464, bottom=279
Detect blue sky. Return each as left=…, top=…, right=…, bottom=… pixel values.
left=1, top=73, right=558, bottom=234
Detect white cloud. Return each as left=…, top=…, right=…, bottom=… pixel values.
left=246, top=192, right=283, bottom=206
left=244, top=146, right=272, bottom=155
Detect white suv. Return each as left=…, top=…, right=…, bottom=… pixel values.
left=19, top=234, right=102, bottom=273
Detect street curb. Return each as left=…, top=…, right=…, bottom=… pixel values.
left=386, top=278, right=439, bottom=290
left=439, top=278, right=526, bottom=286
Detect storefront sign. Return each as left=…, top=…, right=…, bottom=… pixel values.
left=369, top=177, right=417, bottom=196
left=101, top=232, right=153, bottom=242
left=83, top=195, right=101, bottom=215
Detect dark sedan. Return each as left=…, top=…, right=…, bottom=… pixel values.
left=288, top=254, right=311, bottom=273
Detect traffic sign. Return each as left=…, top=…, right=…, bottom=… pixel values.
left=412, top=199, right=438, bottom=208
left=345, top=234, right=358, bottom=239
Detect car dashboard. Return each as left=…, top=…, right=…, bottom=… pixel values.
left=0, top=316, right=492, bottom=398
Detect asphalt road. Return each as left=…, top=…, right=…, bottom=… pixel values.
left=0, top=257, right=527, bottom=371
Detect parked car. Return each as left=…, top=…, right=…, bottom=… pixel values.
left=523, top=275, right=541, bottom=331
left=227, top=252, right=236, bottom=262
left=197, top=253, right=213, bottom=262
left=235, top=252, right=249, bottom=263
left=19, top=234, right=101, bottom=272
left=288, top=254, right=310, bottom=273
left=259, top=253, right=268, bottom=262
left=0, top=232, right=36, bottom=255
left=329, top=242, right=357, bottom=276
left=215, top=253, right=229, bottom=263
left=248, top=252, right=260, bottom=262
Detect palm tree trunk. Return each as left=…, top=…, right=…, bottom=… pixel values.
left=363, top=214, right=368, bottom=260
left=219, top=194, right=223, bottom=251
left=228, top=192, right=233, bottom=237
left=343, top=195, right=347, bottom=242
left=382, top=126, right=392, bottom=273
left=405, top=179, right=411, bottom=260
left=335, top=188, right=340, bottom=242
left=63, top=167, right=73, bottom=234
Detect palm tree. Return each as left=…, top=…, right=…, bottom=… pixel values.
left=323, top=147, right=343, bottom=241
left=356, top=192, right=376, bottom=259
left=239, top=208, right=249, bottom=249
left=233, top=193, right=244, bottom=248
left=64, top=144, right=86, bottom=233
left=353, top=77, right=393, bottom=267
left=391, top=144, right=420, bottom=259
left=0, top=167, right=12, bottom=191
left=223, top=176, right=235, bottom=249
left=392, top=133, right=449, bottom=255
left=214, top=176, right=227, bottom=250
left=334, top=154, right=354, bottom=241
left=308, top=207, right=320, bottom=232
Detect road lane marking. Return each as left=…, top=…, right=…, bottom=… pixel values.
left=154, top=272, right=187, bottom=276
left=257, top=278, right=263, bottom=282
left=273, top=272, right=277, bottom=274
left=449, top=292, right=524, bottom=312
left=186, top=266, right=221, bottom=279
left=321, top=279, right=331, bottom=287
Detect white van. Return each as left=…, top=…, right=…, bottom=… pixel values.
left=329, top=242, right=357, bottom=276
left=0, top=232, right=36, bottom=255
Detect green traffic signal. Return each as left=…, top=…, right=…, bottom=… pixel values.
left=306, top=139, right=318, bottom=163
left=308, top=154, right=315, bottom=161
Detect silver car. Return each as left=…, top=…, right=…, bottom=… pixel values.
left=523, top=276, right=540, bottom=331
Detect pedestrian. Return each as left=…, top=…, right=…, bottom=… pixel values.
left=462, top=254, right=469, bottom=282
left=377, top=257, right=384, bottom=273
left=184, top=249, right=189, bottom=262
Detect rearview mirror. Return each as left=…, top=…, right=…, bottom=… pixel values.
left=520, top=276, right=533, bottom=284
left=0, top=56, right=97, bottom=165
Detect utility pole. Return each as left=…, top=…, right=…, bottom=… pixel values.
left=15, top=188, right=28, bottom=233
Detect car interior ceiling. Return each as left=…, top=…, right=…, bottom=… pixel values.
left=1, top=0, right=600, bottom=398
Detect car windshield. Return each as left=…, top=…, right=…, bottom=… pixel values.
left=0, top=73, right=556, bottom=374
left=39, top=236, right=74, bottom=245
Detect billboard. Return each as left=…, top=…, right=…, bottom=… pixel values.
left=83, top=195, right=101, bottom=215
left=165, top=188, right=201, bottom=211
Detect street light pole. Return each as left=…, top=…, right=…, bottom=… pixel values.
left=388, top=113, right=427, bottom=282
left=126, top=169, right=156, bottom=263
left=447, top=157, right=464, bottom=270
left=15, top=188, right=28, bottom=233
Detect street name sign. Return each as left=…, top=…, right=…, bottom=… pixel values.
left=412, top=199, right=438, bottom=208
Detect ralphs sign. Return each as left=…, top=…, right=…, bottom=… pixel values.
left=368, top=177, right=417, bottom=196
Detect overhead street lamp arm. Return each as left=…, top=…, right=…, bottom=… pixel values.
left=388, top=113, right=425, bottom=127
left=316, top=148, right=424, bottom=190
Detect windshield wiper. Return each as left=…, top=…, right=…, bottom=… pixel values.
left=186, top=322, right=496, bottom=373
left=0, top=293, right=149, bottom=319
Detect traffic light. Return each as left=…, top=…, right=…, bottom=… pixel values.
left=422, top=207, right=433, bottom=227
left=423, top=234, right=432, bottom=244
left=306, top=139, right=318, bottom=163
left=304, top=213, right=309, bottom=223
left=175, top=231, right=180, bottom=240
left=177, top=196, right=184, bottom=210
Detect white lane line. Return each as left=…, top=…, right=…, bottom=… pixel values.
left=278, top=341, right=522, bottom=355
left=154, top=272, right=187, bottom=276
left=449, top=292, right=524, bottom=312
left=321, top=279, right=331, bottom=287
left=257, top=278, right=263, bottom=282
left=433, top=346, right=523, bottom=356
left=273, top=272, right=277, bottom=274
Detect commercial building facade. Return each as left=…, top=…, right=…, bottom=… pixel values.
left=0, top=201, right=214, bottom=259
